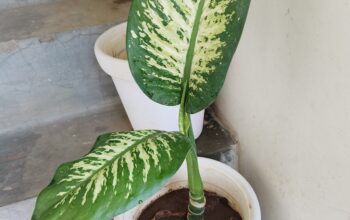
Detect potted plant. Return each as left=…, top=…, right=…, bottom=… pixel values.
left=94, top=23, right=205, bottom=139
left=32, top=0, right=260, bottom=219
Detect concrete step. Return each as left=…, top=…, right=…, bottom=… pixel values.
left=0, top=0, right=131, bottom=42
left=0, top=0, right=132, bottom=206
left=0, top=24, right=122, bottom=135
left=0, top=105, right=132, bottom=207
left=0, top=23, right=133, bottom=205
left=0, top=0, right=131, bottom=134
left=0, top=0, right=59, bottom=10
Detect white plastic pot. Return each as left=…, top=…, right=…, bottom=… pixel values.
left=94, top=22, right=204, bottom=138
left=114, top=157, right=261, bottom=220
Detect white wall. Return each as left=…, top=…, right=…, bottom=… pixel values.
left=216, top=0, right=350, bottom=219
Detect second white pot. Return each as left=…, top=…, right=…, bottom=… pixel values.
left=94, top=22, right=204, bottom=138
left=114, top=157, right=261, bottom=220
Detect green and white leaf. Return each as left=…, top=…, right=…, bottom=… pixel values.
left=32, top=130, right=191, bottom=220
left=127, top=0, right=250, bottom=113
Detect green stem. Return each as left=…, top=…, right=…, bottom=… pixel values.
left=178, top=1, right=206, bottom=218
left=185, top=139, right=205, bottom=220
left=179, top=101, right=205, bottom=220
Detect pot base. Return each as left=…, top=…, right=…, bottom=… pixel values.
left=138, top=188, right=242, bottom=220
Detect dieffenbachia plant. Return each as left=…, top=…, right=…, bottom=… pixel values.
left=32, top=0, right=250, bottom=219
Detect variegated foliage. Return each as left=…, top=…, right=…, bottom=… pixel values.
left=32, top=131, right=191, bottom=220
left=127, top=0, right=250, bottom=113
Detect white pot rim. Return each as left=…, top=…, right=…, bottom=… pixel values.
left=199, top=157, right=260, bottom=206
left=94, top=22, right=131, bottom=81
left=117, top=157, right=261, bottom=220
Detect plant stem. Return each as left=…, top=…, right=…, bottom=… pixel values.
left=185, top=135, right=205, bottom=220
left=179, top=103, right=205, bottom=220
left=178, top=0, right=206, bottom=210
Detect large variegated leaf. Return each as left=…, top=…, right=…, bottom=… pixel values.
left=127, top=0, right=250, bottom=113
left=32, top=130, right=191, bottom=220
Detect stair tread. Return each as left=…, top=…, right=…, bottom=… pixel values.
left=0, top=0, right=59, bottom=10
left=0, top=105, right=132, bottom=207
left=0, top=0, right=131, bottom=42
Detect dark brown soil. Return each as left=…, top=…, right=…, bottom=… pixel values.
left=138, top=189, right=242, bottom=220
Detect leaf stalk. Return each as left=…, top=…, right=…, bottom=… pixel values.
left=179, top=96, right=205, bottom=220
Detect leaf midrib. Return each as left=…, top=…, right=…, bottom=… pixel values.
left=180, top=0, right=206, bottom=107
left=44, top=131, right=165, bottom=213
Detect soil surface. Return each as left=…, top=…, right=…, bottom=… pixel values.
left=138, top=188, right=242, bottom=220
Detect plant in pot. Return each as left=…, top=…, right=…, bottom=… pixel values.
left=32, top=0, right=258, bottom=220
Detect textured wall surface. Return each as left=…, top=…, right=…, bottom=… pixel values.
left=216, top=0, right=350, bottom=219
